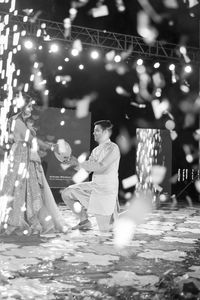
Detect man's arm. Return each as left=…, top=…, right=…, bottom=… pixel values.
left=79, top=144, right=120, bottom=173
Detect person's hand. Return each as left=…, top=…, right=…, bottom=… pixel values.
left=46, top=142, right=58, bottom=152
left=67, top=155, right=78, bottom=167
left=52, top=143, right=59, bottom=153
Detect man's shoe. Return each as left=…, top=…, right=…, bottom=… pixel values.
left=71, top=219, right=92, bottom=231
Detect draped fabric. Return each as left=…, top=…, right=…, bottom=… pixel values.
left=0, top=117, right=66, bottom=235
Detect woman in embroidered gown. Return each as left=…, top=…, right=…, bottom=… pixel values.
left=0, top=101, right=67, bottom=235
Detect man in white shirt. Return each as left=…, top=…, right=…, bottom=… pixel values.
left=61, top=120, right=120, bottom=232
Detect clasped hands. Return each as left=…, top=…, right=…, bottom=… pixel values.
left=62, top=155, right=79, bottom=167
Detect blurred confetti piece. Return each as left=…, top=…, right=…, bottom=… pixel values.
left=73, top=201, right=82, bottom=213
left=116, top=129, right=131, bottom=154
left=152, top=72, right=165, bottom=88
left=72, top=39, right=82, bottom=53
left=130, top=102, right=146, bottom=108
left=151, top=165, right=166, bottom=185
left=138, top=0, right=162, bottom=23
left=90, top=5, right=109, bottom=18
left=170, top=130, right=178, bottom=141
left=69, top=7, right=78, bottom=22
left=115, top=86, right=130, bottom=96
left=63, top=18, right=71, bottom=38
left=114, top=218, right=136, bottom=248
left=137, top=10, right=158, bottom=44
left=154, top=184, right=163, bottom=193
left=186, top=195, right=193, bottom=207
left=0, top=195, right=13, bottom=224
left=171, top=194, right=178, bottom=208
left=105, top=50, right=116, bottom=61
left=183, top=113, right=195, bottom=128
left=114, top=191, right=153, bottom=248
left=29, top=10, right=42, bottom=23
left=122, top=175, right=138, bottom=189
left=120, top=45, right=133, bottom=60
left=72, top=168, right=89, bottom=183
left=115, top=0, right=125, bottom=12
left=151, top=99, right=170, bottom=119
left=163, top=0, right=178, bottom=8
left=193, top=129, right=200, bottom=141
left=76, top=93, right=96, bottom=118
left=165, top=120, right=175, bottom=131
left=188, top=0, right=198, bottom=7
left=45, top=215, right=52, bottom=222
left=170, top=173, right=178, bottom=184
left=78, top=152, right=87, bottom=163
left=179, top=46, right=191, bottom=63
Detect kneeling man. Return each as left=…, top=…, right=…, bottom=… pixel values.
left=61, top=120, right=120, bottom=232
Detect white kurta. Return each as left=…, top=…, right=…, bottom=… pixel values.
left=79, top=139, right=120, bottom=215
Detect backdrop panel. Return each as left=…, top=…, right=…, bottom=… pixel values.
left=135, top=128, right=172, bottom=197
left=33, top=107, right=91, bottom=188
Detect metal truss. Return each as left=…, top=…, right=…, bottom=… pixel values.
left=2, top=11, right=200, bottom=62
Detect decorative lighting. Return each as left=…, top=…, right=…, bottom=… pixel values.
left=24, top=39, right=34, bottom=50
left=136, top=58, right=143, bottom=66
left=153, top=62, right=160, bottom=69
left=71, top=48, right=79, bottom=56
left=169, top=64, right=175, bottom=71
left=79, top=64, right=84, bottom=70
left=184, top=65, right=192, bottom=73
left=50, top=43, right=59, bottom=53
left=90, top=50, right=100, bottom=60
left=114, top=55, right=121, bottom=63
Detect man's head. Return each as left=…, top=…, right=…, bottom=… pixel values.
left=93, top=120, right=113, bottom=144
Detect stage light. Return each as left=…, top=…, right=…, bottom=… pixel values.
left=50, top=43, right=59, bottom=53
left=71, top=48, right=79, bottom=56
left=169, top=64, right=175, bottom=71
left=64, top=57, right=69, bottom=62
left=184, top=65, right=192, bottom=73
left=114, top=55, right=121, bottom=63
left=58, top=66, right=63, bottom=70
left=153, top=62, right=160, bottom=69
left=136, top=58, right=143, bottom=66
left=79, top=64, right=84, bottom=70
left=38, top=45, right=43, bottom=50
left=60, top=121, right=65, bottom=126
left=24, top=39, right=34, bottom=50
left=90, top=50, right=100, bottom=60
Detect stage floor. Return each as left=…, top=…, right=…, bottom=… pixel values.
left=1, top=204, right=200, bottom=299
